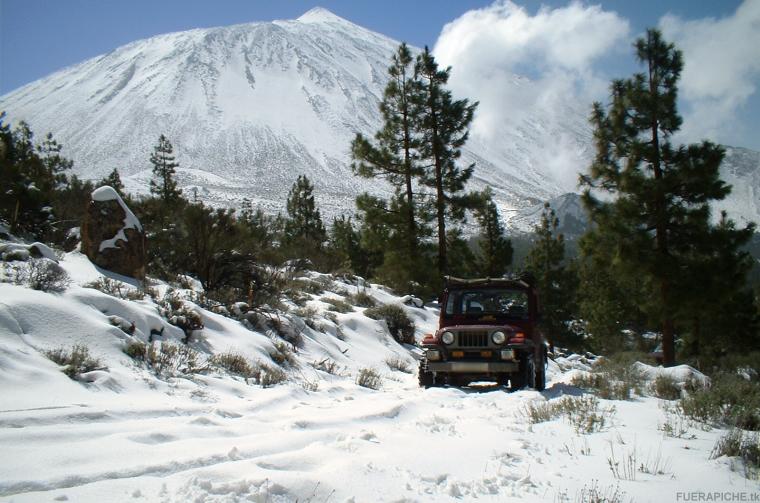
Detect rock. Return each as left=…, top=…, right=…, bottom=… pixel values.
left=400, top=295, right=424, bottom=308
left=81, top=186, right=146, bottom=279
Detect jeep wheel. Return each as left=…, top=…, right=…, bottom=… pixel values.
left=512, top=355, right=536, bottom=391
left=418, top=361, right=434, bottom=388
left=534, top=369, right=546, bottom=391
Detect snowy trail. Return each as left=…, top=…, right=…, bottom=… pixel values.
left=0, top=254, right=756, bottom=502
left=2, top=375, right=749, bottom=503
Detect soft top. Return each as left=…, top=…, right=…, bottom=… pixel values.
left=444, top=276, right=531, bottom=290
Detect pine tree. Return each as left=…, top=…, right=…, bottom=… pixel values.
left=577, top=229, right=648, bottom=354
left=414, top=47, right=478, bottom=277
left=474, top=191, right=513, bottom=277
left=329, top=215, right=366, bottom=275
left=100, top=168, right=125, bottom=196
left=580, top=29, right=751, bottom=366
left=524, top=203, right=577, bottom=349
left=283, top=175, right=327, bottom=259
left=149, top=134, right=182, bottom=204
left=675, top=212, right=757, bottom=364
left=351, top=43, right=433, bottom=289
left=0, top=115, right=72, bottom=238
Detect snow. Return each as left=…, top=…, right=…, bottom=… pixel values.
left=0, top=251, right=754, bottom=502
left=91, top=186, right=143, bottom=252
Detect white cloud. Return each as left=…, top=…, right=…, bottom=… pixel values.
left=660, top=0, right=760, bottom=146
left=432, top=1, right=630, bottom=192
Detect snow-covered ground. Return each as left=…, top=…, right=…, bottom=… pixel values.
left=0, top=250, right=757, bottom=502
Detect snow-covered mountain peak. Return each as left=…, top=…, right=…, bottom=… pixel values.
left=297, top=6, right=349, bottom=24
left=1, top=9, right=758, bottom=225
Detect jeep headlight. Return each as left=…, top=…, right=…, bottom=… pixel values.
left=492, top=331, right=506, bottom=345
left=441, top=331, right=455, bottom=345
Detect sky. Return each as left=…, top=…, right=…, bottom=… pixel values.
left=1, top=0, right=758, bottom=150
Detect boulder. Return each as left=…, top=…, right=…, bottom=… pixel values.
left=81, top=186, right=146, bottom=280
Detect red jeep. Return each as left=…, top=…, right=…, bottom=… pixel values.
left=419, top=276, right=547, bottom=390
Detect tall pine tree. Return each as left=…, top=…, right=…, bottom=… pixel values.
left=524, top=203, right=577, bottom=349
left=149, top=134, right=182, bottom=204
left=100, top=168, right=125, bottom=197
left=474, top=191, right=513, bottom=278
left=414, top=47, right=478, bottom=277
left=283, top=175, right=327, bottom=262
left=580, top=29, right=751, bottom=366
left=351, top=43, right=432, bottom=290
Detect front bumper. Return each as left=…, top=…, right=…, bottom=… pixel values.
left=426, top=361, right=519, bottom=373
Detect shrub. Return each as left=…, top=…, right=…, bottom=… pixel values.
left=385, top=355, right=412, bottom=373
left=347, top=291, right=377, bottom=308
left=249, top=266, right=291, bottom=310
left=210, top=352, right=258, bottom=378
left=321, top=296, right=354, bottom=313
left=607, top=444, right=671, bottom=481
left=575, top=481, right=628, bottom=503
left=681, top=373, right=760, bottom=430
left=86, top=277, right=148, bottom=301
left=157, top=292, right=204, bottom=340
left=124, top=341, right=208, bottom=376
left=19, top=259, right=71, bottom=292
left=288, top=278, right=324, bottom=295
left=45, top=344, right=103, bottom=378
left=658, top=402, right=697, bottom=439
left=312, top=357, right=342, bottom=375
left=260, top=364, right=287, bottom=387
left=710, top=429, right=760, bottom=479
left=124, top=340, right=147, bottom=360
left=522, top=396, right=615, bottom=434
left=364, top=304, right=415, bottom=344
left=570, top=357, right=646, bottom=400
left=356, top=367, right=382, bottom=390
left=651, top=374, right=681, bottom=400
left=293, top=306, right=319, bottom=330
left=269, top=340, right=297, bottom=367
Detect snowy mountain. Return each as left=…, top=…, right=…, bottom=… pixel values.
left=1, top=7, right=758, bottom=227
left=509, top=193, right=588, bottom=237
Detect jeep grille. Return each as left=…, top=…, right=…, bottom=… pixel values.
left=457, top=331, right=489, bottom=347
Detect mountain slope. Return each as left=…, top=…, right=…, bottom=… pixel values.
left=1, top=7, right=758, bottom=226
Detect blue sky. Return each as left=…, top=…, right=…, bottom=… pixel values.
left=1, top=0, right=757, bottom=149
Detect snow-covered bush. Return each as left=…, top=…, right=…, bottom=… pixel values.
left=293, top=306, right=318, bottom=330
left=681, top=373, right=760, bottom=430
left=347, top=290, right=376, bottom=308
left=157, top=291, right=204, bottom=341
left=260, top=365, right=287, bottom=387
left=711, top=429, right=760, bottom=479
left=17, top=258, right=71, bottom=292
left=322, top=296, right=353, bottom=313
left=385, top=355, right=412, bottom=373
left=571, top=355, right=647, bottom=400
left=356, top=367, right=382, bottom=390
left=209, top=352, right=259, bottom=379
left=45, top=344, right=103, bottom=378
left=124, top=341, right=208, bottom=376
left=364, top=304, right=414, bottom=344
left=522, top=396, right=615, bottom=434
left=269, top=340, right=297, bottom=366
left=85, top=276, right=150, bottom=301
left=312, top=357, right=342, bottom=375
left=651, top=374, right=681, bottom=400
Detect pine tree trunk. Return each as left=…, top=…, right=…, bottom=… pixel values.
left=435, top=161, right=446, bottom=276
left=661, top=281, right=676, bottom=366
left=648, top=38, right=675, bottom=367
left=402, top=114, right=416, bottom=261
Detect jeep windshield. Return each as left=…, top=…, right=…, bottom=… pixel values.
left=445, top=288, right=529, bottom=320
